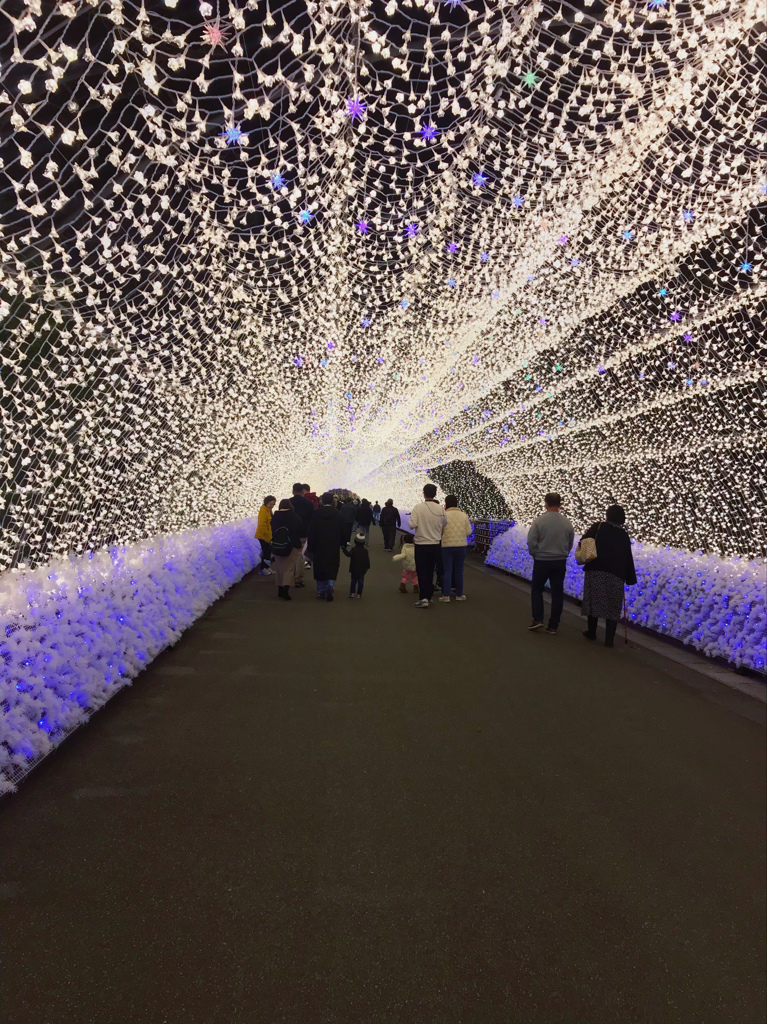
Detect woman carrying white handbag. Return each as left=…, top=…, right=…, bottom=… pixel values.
left=577, top=504, right=637, bottom=647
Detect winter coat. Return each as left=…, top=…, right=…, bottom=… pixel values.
left=290, top=493, right=314, bottom=534
left=340, top=502, right=357, bottom=526
left=392, top=543, right=416, bottom=572
left=306, top=505, right=344, bottom=581
left=255, top=504, right=273, bottom=543
left=581, top=521, right=637, bottom=585
left=343, top=544, right=371, bottom=575
left=441, top=507, right=472, bottom=547
left=305, top=491, right=320, bottom=509
left=355, top=504, right=374, bottom=527
left=379, top=504, right=401, bottom=528
left=270, top=509, right=304, bottom=555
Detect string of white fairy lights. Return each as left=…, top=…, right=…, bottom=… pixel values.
left=0, top=0, right=764, bottom=570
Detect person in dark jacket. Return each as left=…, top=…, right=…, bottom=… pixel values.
left=372, top=501, right=381, bottom=524
left=379, top=498, right=401, bottom=551
left=580, top=503, right=637, bottom=647
left=289, top=482, right=314, bottom=585
left=305, top=492, right=344, bottom=601
left=270, top=498, right=305, bottom=601
left=342, top=532, right=371, bottom=598
left=353, top=498, right=374, bottom=546
left=339, top=498, right=357, bottom=547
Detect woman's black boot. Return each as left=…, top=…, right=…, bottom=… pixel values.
left=605, top=619, right=617, bottom=647
left=583, top=616, right=598, bottom=640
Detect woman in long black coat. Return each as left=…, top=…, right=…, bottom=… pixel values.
left=306, top=493, right=345, bottom=601
left=580, top=503, right=637, bottom=647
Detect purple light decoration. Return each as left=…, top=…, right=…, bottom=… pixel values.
left=271, top=171, right=285, bottom=189
left=361, top=317, right=371, bottom=327
left=327, top=340, right=336, bottom=350
left=526, top=274, right=535, bottom=283
left=557, top=234, right=569, bottom=245
left=682, top=209, right=695, bottom=223
left=570, top=257, right=581, bottom=267
left=669, top=310, right=683, bottom=322
left=355, top=219, right=370, bottom=235
left=400, top=299, right=409, bottom=309
left=472, top=171, right=489, bottom=187
left=480, top=251, right=490, bottom=263
left=472, top=355, right=480, bottom=365
left=647, top=0, right=669, bottom=9
left=420, top=124, right=438, bottom=141
left=220, top=124, right=244, bottom=145
left=597, top=364, right=606, bottom=374
left=345, top=96, right=367, bottom=121
left=683, top=331, right=693, bottom=342
left=622, top=229, right=635, bottom=241
left=293, top=356, right=304, bottom=367
left=405, top=222, right=419, bottom=239
left=539, top=317, right=549, bottom=326
left=492, top=289, right=500, bottom=299
left=446, top=241, right=460, bottom=254
left=298, top=209, right=313, bottom=224
left=448, top=277, right=456, bottom=288
left=512, top=195, right=525, bottom=208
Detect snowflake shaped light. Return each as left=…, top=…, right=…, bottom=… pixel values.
left=202, top=20, right=229, bottom=48
left=472, top=171, right=489, bottom=187
left=298, top=209, right=313, bottom=224
left=647, top=0, right=669, bottom=9
left=480, top=251, right=490, bottom=263
left=669, top=310, right=683, bottom=321
left=738, top=260, right=753, bottom=272
left=345, top=96, right=367, bottom=121
left=220, top=124, right=245, bottom=146
left=405, top=222, right=419, bottom=239
left=361, top=317, right=371, bottom=327
left=522, top=71, right=538, bottom=88
left=448, top=277, right=456, bottom=288
left=420, top=124, right=438, bottom=142
left=355, top=220, right=370, bottom=236
left=512, top=195, right=525, bottom=209
left=557, top=235, right=569, bottom=246
left=682, top=209, right=695, bottom=223
left=622, top=229, right=635, bottom=241
left=270, top=172, right=286, bottom=190
left=446, top=241, right=460, bottom=254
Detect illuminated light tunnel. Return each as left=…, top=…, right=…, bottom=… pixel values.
left=0, top=0, right=765, bottom=791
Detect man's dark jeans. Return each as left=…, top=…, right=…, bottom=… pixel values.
left=415, top=543, right=441, bottom=601
left=531, top=558, right=567, bottom=628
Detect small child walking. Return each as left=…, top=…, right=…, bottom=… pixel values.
left=393, top=533, right=419, bottom=594
left=343, top=532, right=371, bottom=598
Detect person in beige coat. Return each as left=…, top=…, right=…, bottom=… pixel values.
left=439, top=495, right=472, bottom=601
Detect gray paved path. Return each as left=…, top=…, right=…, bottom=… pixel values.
left=1, top=531, right=765, bottom=1024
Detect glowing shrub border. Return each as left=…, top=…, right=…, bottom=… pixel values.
left=487, top=524, right=766, bottom=674
left=0, top=520, right=260, bottom=793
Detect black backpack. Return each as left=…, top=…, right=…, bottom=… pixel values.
left=271, top=524, right=293, bottom=556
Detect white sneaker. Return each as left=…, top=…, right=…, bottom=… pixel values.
left=414, top=599, right=429, bottom=608
left=438, top=596, right=451, bottom=602
left=455, top=595, right=466, bottom=601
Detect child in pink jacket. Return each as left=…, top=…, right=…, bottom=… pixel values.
left=393, top=533, right=418, bottom=594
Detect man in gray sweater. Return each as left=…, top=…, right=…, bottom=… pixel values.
left=526, top=493, right=575, bottom=634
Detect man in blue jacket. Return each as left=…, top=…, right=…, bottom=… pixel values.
left=526, top=493, right=574, bottom=635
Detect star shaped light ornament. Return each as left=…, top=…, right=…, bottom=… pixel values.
left=446, top=241, right=460, bottom=254
left=472, top=171, right=489, bottom=188
left=522, top=71, right=538, bottom=88
left=345, top=96, right=367, bottom=121
left=355, top=220, right=370, bottom=236
left=512, top=195, right=525, bottom=209
left=405, top=222, right=419, bottom=239
left=557, top=235, right=569, bottom=246
left=622, top=229, right=635, bottom=241
left=271, top=172, right=286, bottom=190
left=738, top=260, right=753, bottom=272
left=220, top=124, right=245, bottom=146
left=420, top=124, right=439, bottom=142
left=480, top=252, right=490, bottom=263
left=202, top=20, right=229, bottom=48
left=683, top=209, right=695, bottom=223
left=298, top=210, right=313, bottom=224
left=647, top=0, right=669, bottom=9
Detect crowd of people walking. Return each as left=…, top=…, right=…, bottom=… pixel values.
left=255, top=482, right=637, bottom=643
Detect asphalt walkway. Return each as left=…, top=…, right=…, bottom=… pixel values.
left=2, top=530, right=765, bottom=1024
